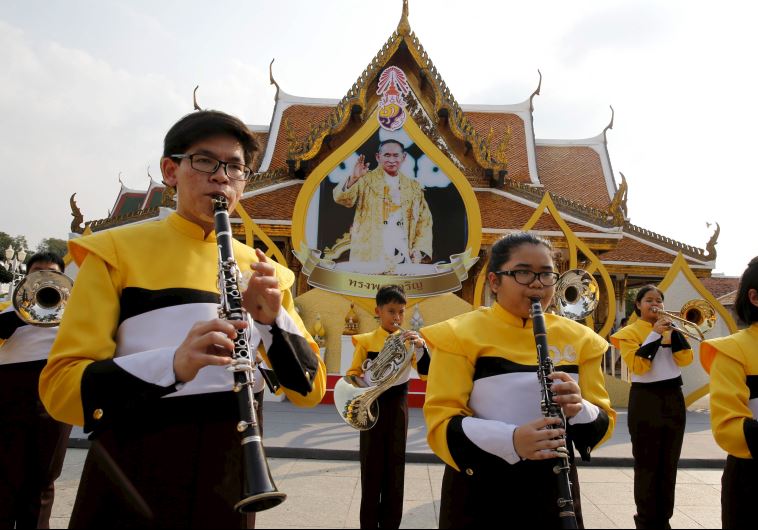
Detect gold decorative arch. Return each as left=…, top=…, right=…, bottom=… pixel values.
left=657, top=253, right=738, bottom=406
left=473, top=193, right=617, bottom=337
left=234, top=203, right=288, bottom=267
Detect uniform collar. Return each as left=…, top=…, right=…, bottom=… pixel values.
left=167, top=212, right=217, bottom=242
left=492, top=302, right=533, bottom=329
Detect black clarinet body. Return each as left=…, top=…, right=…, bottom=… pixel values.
left=530, top=297, right=578, bottom=529
left=213, top=195, right=286, bottom=513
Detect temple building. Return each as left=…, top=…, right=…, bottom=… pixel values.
left=65, top=2, right=731, bottom=406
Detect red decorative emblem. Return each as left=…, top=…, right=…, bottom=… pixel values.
left=377, top=66, right=410, bottom=131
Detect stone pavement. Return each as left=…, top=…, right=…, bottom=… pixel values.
left=55, top=402, right=726, bottom=528
left=51, top=451, right=723, bottom=529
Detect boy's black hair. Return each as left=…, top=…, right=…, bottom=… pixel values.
left=634, top=285, right=664, bottom=316
left=735, top=256, right=758, bottom=325
left=163, top=110, right=260, bottom=167
left=487, top=232, right=553, bottom=276
left=26, top=252, right=65, bottom=273
left=376, top=284, right=407, bottom=306
left=377, top=139, right=405, bottom=153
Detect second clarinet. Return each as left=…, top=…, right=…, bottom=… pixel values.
left=530, top=297, right=578, bottom=529
left=213, top=194, right=286, bottom=513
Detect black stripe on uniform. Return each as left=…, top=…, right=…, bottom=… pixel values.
left=0, top=310, right=27, bottom=339
left=266, top=324, right=320, bottom=396
left=473, top=357, right=578, bottom=381
left=119, top=287, right=219, bottom=324
left=747, top=375, right=758, bottom=400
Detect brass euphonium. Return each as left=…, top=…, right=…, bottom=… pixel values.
left=12, top=270, right=73, bottom=326
left=333, top=323, right=412, bottom=430
left=652, top=299, right=716, bottom=341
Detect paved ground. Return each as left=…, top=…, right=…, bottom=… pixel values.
left=53, top=402, right=726, bottom=528
left=50, top=451, right=723, bottom=529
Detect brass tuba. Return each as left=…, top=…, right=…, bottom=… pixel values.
left=652, top=299, right=716, bottom=341
left=12, top=270, right=73, bottom=327
left=333, top=324, right=412, bottom=430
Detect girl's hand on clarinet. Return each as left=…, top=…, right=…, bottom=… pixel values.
left=549, top=371, right=583, bottom=418
left=513, top=416, right=566, bottom=460
left=173, top=319, right=247, bottom=383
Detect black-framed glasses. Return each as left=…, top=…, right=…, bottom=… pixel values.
left=493, top=269, right=560, bottom=286
left=171, top=153, right=252, bottom=182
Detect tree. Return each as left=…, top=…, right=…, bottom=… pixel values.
left=0, top=232, right=29, bottom=255
left=36, top=238, right=68, bottom=257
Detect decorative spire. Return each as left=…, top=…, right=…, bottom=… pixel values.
left=70, top=193, right=84, bottom=234
left=343, top=303, right=360, bottom=335
left=118, top=171, right=124, bottom=186
left=311, top=313, right=326, bottom=348
left=193, top=85, right=202, bottom=111
left=410, top=305, right=424, bottom=331
left=147, top=165, right=154, bottom=183
left=269, top=58, right=281, bottom=101
left=397, top=0, right=410, bottom=35
left=603, top=105, right=614, bottom=142
left=529, top=69, right=542, bottom=112
left=705, top=222, right=720, bottom=260
left=608, top=172, right=628, bottom=226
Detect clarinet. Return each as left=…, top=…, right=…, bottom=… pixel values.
left=213, top=195, right=286, bottom=513
left=530, top=297, right=578, bottom=529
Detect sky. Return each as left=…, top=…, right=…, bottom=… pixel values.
left=0, top=0, right=755, bottom=275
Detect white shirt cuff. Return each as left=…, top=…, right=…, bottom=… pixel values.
left=568, top=399, right=601, bottom=425
left=462, top=417, right=521, bottom=465
left=643, top=331, right=662, bottom=345
left=113, top=347, right=177, bottom=387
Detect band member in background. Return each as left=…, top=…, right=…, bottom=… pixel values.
left=421, top=233, right=615, bottom=528
left=611, top=286, right=693, bottom=529
left=0, top=252, right=72, bottom=529
left=39, top=110, right=326, bottom=529
left=700, top=256, right=758, bottom=529
left=346, top=284, right=429, bottom=529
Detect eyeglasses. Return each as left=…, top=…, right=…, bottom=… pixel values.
left=493, top=270, right=560, bottom=286
left=172, top=153, right=252, bottom=182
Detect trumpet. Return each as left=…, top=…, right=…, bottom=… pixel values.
left=12, top=270, right=73, bottom=327
left=651, top=299, right=716, bottom=341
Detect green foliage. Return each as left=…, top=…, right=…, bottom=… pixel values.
left=36, top=238, right=68, bottom=257
left=625, top=287, right=640, bottom=317
left=0, top=232, right=29, bottom=256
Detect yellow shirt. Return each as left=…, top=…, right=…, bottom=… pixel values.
left=611, top=319, right=693, bottom=380
left=346, top=326, right=428, bottom=384
left=40, top=213, right=326, bottom=427
left=701, top=324, right=758, bottom=458
left=421, top=303, right=615, bottom=471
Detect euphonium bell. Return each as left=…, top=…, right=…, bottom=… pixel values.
left=552, top=269, right=599, bottom=321
left=12, top=270, right=73, bottom=327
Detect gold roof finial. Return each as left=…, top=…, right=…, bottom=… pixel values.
left=70, top=193, right=84, bottom=234
left=193, top=85, right=202, bottom=111
left=603, top=105, right=614, bottom=142
left=609, top=172, right=628, bottom=225
left=269, top=58, right=281, bottom=101
left=705, top=222, right=720, bottom=260
left=397, top=0, right=410, bottom=35
left=118, top=171, right=124, bottom=186
left=343, top=303, right=360, bottom=335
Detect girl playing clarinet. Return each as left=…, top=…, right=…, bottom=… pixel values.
left=421, top=232, right=615, bottom=528
left=700, top=256, right=758, bottom=529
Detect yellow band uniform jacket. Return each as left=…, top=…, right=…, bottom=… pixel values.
left=701, top=324, right=758, bottom=459
left=611, top=319, right=693, bottom=383
left=39, top=213, right=326, bottom=431
left=346, top=327, right=430, bottom=384
left=421, top=303, right=615, bottom=473
left=333, top=168, right=433, bottom=262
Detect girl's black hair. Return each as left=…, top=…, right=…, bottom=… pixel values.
left=734, top=256, right=758, bottom=325
left=634, top=285, right=664, bottom=316
left=487, top=232, right=553, bottom=275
